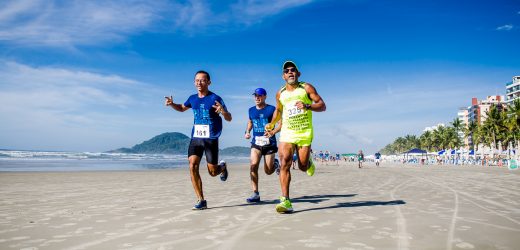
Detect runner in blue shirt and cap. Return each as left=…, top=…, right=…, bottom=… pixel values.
left=244, top=87, right=281, bottom=203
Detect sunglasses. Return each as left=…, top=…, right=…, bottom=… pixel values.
left=283, top=68, right=297, bottom=74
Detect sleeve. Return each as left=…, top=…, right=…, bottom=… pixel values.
left=217, top=96, right=227, bottom=110
left=183, top=96, right=192, bottom=108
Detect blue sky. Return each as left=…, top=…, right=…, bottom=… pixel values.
left=0, top=0, right=518, bottom=154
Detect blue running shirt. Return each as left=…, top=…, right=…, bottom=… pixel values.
left=248, top=105, right=277, bottom=146
left=184, top=92, right=226, bottom=139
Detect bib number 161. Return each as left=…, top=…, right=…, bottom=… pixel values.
left=194, top=124, right=210, bottom=138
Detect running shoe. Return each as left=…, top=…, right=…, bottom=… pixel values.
left=274, top=159, right=280, bottom=175
left=219, top=160, right=228, bottom=181
left=306, top=158, right=315, bottom=176
left=275, top=196, right=293, bottom=213
left=246, top=192, right=261, bottom=203
left=192, top=200, right=207, bottom=210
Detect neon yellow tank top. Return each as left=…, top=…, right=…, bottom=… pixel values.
left=279, top=82, right=313, bottom=143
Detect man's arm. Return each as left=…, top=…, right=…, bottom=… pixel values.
left=165, top=96, right=190, bottom=112
left=265, top=120, right=282, bottom=137
left=221, top=106, right=232, bottom=122
left=304, top=83, right=326, bottom=112
left=245, top=120, right=252, bottom=139
left=265, top=91, right=282, bottom=131
left=213, top=100, right=232, bottom=122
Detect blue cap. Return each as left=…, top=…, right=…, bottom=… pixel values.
left=253, top=88, right=267, bottom=96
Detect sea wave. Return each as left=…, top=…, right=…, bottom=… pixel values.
left=0, top=150, right=186, bottom=161
left=0, top=150, right=249, bottom=172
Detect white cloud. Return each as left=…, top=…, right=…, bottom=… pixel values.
left=0, top=0, right=166, bottom=47
left=230, top=0, right=313, bottom=25
left=0, top=61, right=178, bottom=151
left=0, top=0, right=316, bottom=47
left=496, top=24, right=513, bottom=31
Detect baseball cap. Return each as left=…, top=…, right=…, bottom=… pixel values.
left=282, top=60, right=299, bottom=71
left=252, top=88, right=267, bottom=96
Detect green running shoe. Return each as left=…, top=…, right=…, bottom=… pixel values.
left=276, top=196, right=293, bottom=213
left=306, top=158, right=315, bottom=176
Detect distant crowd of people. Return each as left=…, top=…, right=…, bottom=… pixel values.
left=306, top=150, right=382, bottom=168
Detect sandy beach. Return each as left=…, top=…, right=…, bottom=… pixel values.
left=1, top=162, right=519, bottom=250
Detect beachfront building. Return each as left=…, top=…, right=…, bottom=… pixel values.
left=468, top=95, right=506, bottom=125
left=506, top=76, right=520, bottom=106
left=458, top=107, right=470, bottom=149
left=465, top=95, right=506, bottom=149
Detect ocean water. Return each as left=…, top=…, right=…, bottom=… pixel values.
left=0, top=150, right=249, bottom=172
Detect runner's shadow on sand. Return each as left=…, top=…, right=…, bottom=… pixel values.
left=210, top=194, right=358, bottom=209
left=292, top=194, right=357, bottom=204
left=292, top=199, right=406, bottom=214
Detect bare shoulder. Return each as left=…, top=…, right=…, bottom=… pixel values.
left=303, top=82, right=317, bottom=93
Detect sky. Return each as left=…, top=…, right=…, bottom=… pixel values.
left=0, top=0, right=519, bottom=154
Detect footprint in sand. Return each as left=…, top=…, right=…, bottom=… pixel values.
left=455, top=242, right=475, bottom=249
left=314, top=220, right=332, bottom=227
left=11, top=236, right=30, bottom=241
left=298, top=236, right=332, bottom=248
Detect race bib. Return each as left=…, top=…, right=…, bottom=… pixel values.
left=254, top=136, right=270, bottom=146
left=193, top=124, right=210, bottom=138
left=286, top=106, right=304, bottom=118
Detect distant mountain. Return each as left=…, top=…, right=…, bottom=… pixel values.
left=108, top=132, right=250, bottom=156
left=108, top=132, right=190, bottom=154
left=220, top=146, right=250, bottom=156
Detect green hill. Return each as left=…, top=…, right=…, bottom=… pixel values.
left=108, top=132, right=190, bottom=154
left=108, top=132, right=250, bottom=156
left=220, top=146, right=250, bottom=156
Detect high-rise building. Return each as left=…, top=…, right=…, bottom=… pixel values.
left=465, top=95, right=506, bottom=149
left=506, top=76, right=520, bottom=106
left=468, top=95, right=505, bottom=125
left=457, top=107, right=469, bottom=148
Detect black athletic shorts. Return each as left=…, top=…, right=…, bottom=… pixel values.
left=251, top=143, right=278, bottom=156
left=188, top=138, right=219, bottom=164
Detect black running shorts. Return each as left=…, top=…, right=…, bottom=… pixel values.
left=188, top=138, right=219, bottom=164
left=251, top=143, right=278, bottom=156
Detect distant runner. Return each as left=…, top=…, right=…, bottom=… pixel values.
left=244, top=88, right=281, bottom=203
left=375, top=152, right=381, bottom=167
left=292, top=152, right=298, bottom=170
left=265, top=61, right=326, bottom=213
left=165, top=70, right=232, bottom=210
left=357, top=150, right=364, bottom=168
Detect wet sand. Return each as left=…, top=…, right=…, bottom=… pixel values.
left=1, top=162, right=519, bottom=249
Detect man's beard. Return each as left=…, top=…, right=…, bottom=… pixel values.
left=287, top=78, right=297, bottom=85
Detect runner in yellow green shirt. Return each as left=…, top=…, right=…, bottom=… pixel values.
left=265, top=61, right=326, bottom=213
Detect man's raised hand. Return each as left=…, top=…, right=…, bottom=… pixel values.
left=165, top=96, right=173, bottom=106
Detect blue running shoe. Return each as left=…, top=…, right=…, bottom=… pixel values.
left=274, top=159, right=280, bottom=175
left=192, top=200, right=207, bottom=210
left=246, top=192, right=261, bottom=203
left=219, top=160, right=228, bottom=181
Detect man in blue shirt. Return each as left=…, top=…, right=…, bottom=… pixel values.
left=375, top=152, right=382, bottom=167
left=165, top=70, right=232, bottom=210
left=244, top=88, right=281, bottom=203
